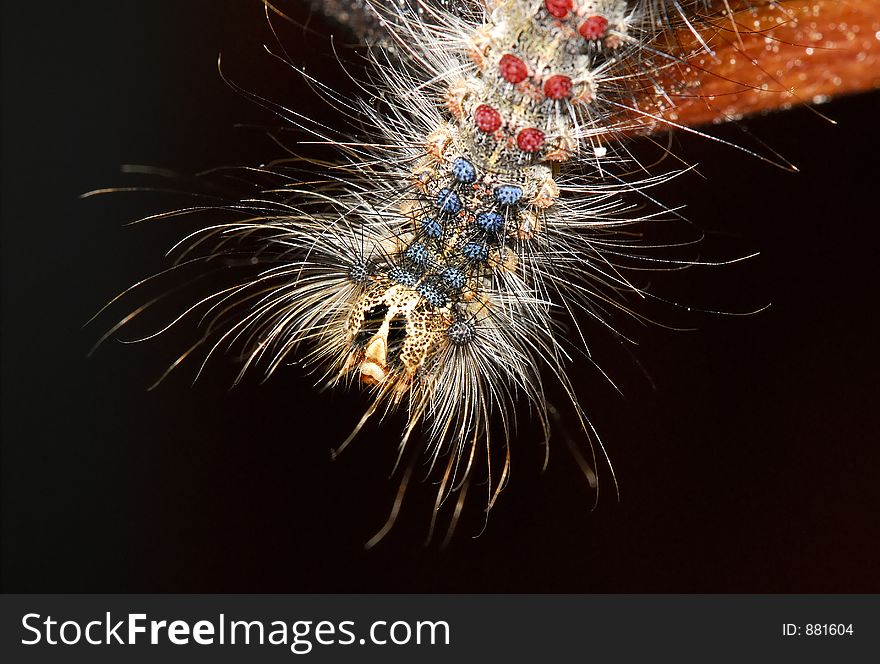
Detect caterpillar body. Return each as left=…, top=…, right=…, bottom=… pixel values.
left=96, top=0, right=880, bottom=545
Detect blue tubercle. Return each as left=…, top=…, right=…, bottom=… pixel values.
left=462, top=242, right=489, bottom=262
left=452, top=157, right=477, bottom=184
left=475, top=211, right=504, bottom=233
left=446, top=320, right=476, bottom=346
left=388, top=266, right=418, bottom=287
left=417, top=282, right=448, bottom=308
left=421, top=216, right=443, bottom=239
left=436, top=187, right=462, bottom=214
left=441, top=267, right=466, bottom=290
left=494, top=185, right=523, bottom=206
left=405, top=242, right=430, bottom=266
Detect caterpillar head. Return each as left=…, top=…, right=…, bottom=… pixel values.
left=344, top=282, right=452, bottom=391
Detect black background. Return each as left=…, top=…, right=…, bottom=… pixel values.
left=2, top=0, right=878, bottom=592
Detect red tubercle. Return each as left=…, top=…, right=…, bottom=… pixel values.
left=543, top=74, right=572, bottom=100
left=578, top=16, right=608, bottom=41
left=544, top=0, right=572, bottom=19
left=498, top=54, right=528, bottom=84
left=474, top=104, right=502, bottom=133
left=516, top=128, right=545, bottom=153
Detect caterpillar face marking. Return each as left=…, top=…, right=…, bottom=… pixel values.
left=347, top=288, right=444, bottom=386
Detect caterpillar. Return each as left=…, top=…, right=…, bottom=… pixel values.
left=93, top=0, right=880, bottom=546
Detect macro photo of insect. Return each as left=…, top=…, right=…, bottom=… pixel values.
left=3, top=0, right=879, bottom=592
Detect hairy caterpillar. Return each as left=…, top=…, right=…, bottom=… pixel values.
left=92, top=0, right=880, bottom=548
